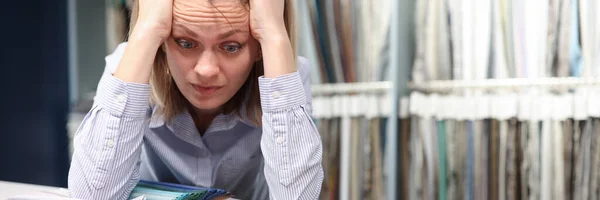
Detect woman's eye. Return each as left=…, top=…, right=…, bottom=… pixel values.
left=222, top=43, right=242, bottom=53
left=176, top=39, right=195, bottom=49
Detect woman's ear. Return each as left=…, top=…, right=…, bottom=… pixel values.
left=161, top=43, right=167, bottom=52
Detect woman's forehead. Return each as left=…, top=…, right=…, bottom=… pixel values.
left=173, top=0, right=249, bottom=27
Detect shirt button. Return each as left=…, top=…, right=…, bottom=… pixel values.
left=116, top=94, right=126, bottom=104
left=106, top=139, right=115, bottom=148
left=276, top=136, right=285, bottom=144
left=272, top=91, right=281, bottom=99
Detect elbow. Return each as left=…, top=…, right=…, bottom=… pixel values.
left=68, top=178, right=132, bottom=200
left=67, top=161, right=134, bottom=200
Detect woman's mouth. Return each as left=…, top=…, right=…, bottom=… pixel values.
left=193, top=84, right=222, bottom=96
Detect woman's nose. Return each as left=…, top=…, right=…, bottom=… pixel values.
left=193, top=51, right=220, bottom=78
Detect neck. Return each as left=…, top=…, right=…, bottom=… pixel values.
left=188, top=106, right=222, bottom=136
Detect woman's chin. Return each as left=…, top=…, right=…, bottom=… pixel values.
left=188, top=98, right=224, bottom=113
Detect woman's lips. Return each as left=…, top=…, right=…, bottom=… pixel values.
left=193, top=84, right=222, bottom=96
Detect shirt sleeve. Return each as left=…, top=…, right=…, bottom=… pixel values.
left=68, top=43, right=150, bottom=200
left=258, top=57, right=324, bottom=200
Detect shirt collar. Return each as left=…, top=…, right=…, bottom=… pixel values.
left=148, top=104, right=258, bottom=133
left=148, top=106, right=166, bottom=129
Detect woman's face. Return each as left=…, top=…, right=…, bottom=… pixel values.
left=164, top=0, right=259, bottom=113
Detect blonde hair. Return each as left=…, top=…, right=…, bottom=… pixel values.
left=128, top=0, right=296, bottom=126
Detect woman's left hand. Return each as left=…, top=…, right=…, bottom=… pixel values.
left=249, top=0, right=295, bottom=78
left=249, top=0, right=288, bottom=44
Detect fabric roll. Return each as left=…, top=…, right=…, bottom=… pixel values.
left=499, top=120, right=508, bottom=200
left=317, top=0, right=332, bottom=82
left=363, top=118, right=372, bottom=199
left=489, top=119, right=499, bottom=200
left=370, top=118, right=385, bottom=200
left=332, top=119, right=341, bottom=200
left=503, top=0, right=517, bottom=78
left=432, top=120, right=439, bottom=200
left=569, top=0, right=583, bottom=77
left=540, top=120, right=553, bottom=200
left=318, top=119, right=341, bottom=200
left=456, top=120, right=468, bottom=200
left=547, top=0, right=561, bottom=77
left=350, top=0, right=362, bottom=82
left=437, top=120, right=448, bottom=200
left=553, top=120, right=566, bottom=200
left=448, top=0, right=464, bottom=80
left=349, top=118, right=362, bottom=200
left=310, top=0, right=333, bottom=83
left=515, top=121, right=524, bottom=199
left=409, top=117, right=424, bottom=200
left=519, top=121, right=530, bottom=200
left=335, top=0, right=354, bottom=83
left=474, top=120, right=488, bottom=200
left=400, top=118, right=411, bottom=200
left=446, top=120, right=458, bottom=200
left=295, top=0, right=323, bottom=84
left=340, top=116, right=351, bottom=200
left=572, top=120, right=583, bottom=200
left=424, top=0, right=439, bottom=81
left=578, top=0, right=598, bottom=77
left=582, top=119, right=593, bottom=200
left=467, top=120, right=474, bottom=200
left=556, top=0, right=572, bottom=77
left=562, top=120, right=573, bottom=200
left=412, top=0, right=429, bottom=83
left=323, top=0, right=344, bottom=83
left=363, top=0, right=392, bottom=81
left=511, top=0, right=525, bottom=78
left=421, top=118, right=436, bottom=200
left=491, top=0, right=509, bottom=78
left=472, top=0, right=492, bottom=79
left=506, top=119, right=518, bottom=200
left=455, top=121, right=469, bottom=199
left=584, top=119, right=594, bottom=200
left=574, top=119, right=592, bottom=200
left=591, top=119, right=600, bottom=200
left=436, top=0, right=452, bottom=80
left=527, top=121, right=540, bottom=200
left=360, top=118, right=370, bottom=200
left=317, top=119, right=331, bottom=200
left=526, top=0, right=549, bottom=78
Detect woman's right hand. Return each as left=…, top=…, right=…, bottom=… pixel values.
left=113, top=0, right=173, bottom=83
left=130, top=0, right=173, bottom=42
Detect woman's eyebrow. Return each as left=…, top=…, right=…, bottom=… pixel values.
left=172, top=23, right=198, bottom=37
left=218, top=29, right=246, bottom=40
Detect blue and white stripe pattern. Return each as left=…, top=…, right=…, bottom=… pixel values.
left=68, top=43, right=323, bottom=200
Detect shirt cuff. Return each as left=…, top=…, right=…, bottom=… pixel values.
left=258, top=72, right=307, bottom=112
left=95, top=73, right=151, bottom=117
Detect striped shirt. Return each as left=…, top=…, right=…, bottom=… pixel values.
left=67, top=43, right=323, bottom=200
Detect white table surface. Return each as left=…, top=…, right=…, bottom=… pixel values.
left=0, top=180, right=68, bottom=199
left=0, top=181, right=238, bottom=200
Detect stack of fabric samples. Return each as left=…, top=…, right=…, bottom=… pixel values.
left=128, top=180, right=234, bottom=200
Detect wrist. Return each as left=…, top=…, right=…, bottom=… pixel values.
left=129, top=22, right=169, bottom=44
left=260, top=37, right=292, bottom=53
left=257, top=26, right=290, bottom=45
left=260, top=36, right=295, bottom=78
left=114, top=25, right=165, bottom=84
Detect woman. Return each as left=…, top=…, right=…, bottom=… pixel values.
left=67, top=0, right=323, bottom=199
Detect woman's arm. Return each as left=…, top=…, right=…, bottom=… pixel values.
left=69, top=1, right=171, bottom=198
left=249, top=0, right=323, bottom=197
left=259, top=57, right=324, bottom=200
left=68, top=44, right=152, bottom=199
